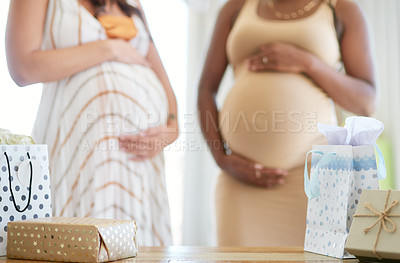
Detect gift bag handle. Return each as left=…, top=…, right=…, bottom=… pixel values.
left=304, top=150, right=336, bottom=200
left=4, top=152, right=33, bottom=213
left=375, top=144, right=386, bottom=180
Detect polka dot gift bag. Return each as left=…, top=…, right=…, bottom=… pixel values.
left=303, top=117, right=386, bottom=259
left=0, top=129, right=52, bottom=256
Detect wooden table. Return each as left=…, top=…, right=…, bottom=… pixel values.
left=1, top=247, right=360, bottom=262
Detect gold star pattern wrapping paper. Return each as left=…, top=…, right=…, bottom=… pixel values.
left=6, top=217, right=137, bottom=262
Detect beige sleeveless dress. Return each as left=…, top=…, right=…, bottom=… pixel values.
left=215, top=0, right=341, bottom=246
left=32, top=0, right=172, bottom=246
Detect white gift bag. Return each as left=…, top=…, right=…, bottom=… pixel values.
left=0, top=145, right=52, bottom=256
left=303, top=117, right=386, bottom=259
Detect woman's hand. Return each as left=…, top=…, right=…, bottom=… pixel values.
left=107, top=39, right=151, bottom=67
left=119, top=122, right=179, bottom=161
left=246, top=42, right=313, bottom=74
left=217, top=152, right=288, bottom=188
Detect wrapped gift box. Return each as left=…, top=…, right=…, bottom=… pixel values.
left=345, top=189, right=400, bottom=261
left=7, top=217, right=137, bottom=262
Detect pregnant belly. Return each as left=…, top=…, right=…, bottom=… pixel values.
left=59, top=62, right=168, bottom=134
left=220, top=71, right=336, bottom=169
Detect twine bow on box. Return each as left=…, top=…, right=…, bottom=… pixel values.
left=353, top=189, right=400, bottom=260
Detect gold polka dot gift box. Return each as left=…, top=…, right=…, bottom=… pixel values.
left=345, top=189, right=400, bottom=262
left=6, top=217, right=138, bottom=262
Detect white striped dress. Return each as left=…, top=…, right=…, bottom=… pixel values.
left=32, top=0, right=172, bottom=246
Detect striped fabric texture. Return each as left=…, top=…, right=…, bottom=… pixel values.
left=32, top=0, right=172, bottom=246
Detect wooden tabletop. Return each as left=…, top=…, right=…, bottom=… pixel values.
left=1, top=247, right=360, bottom=262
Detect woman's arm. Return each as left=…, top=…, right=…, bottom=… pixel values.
left=136, top=0, right=179, bottom=134
left=118, top=1, right=179, bottom=161
left=246, top=0, right=376, bottom=116
left=119, top=41, right=180, bottom=161
left=198, top=1, right=235, bottom=164
left=306, top=0, right=376, bottom=116
left=6, top=0, right=146, bottom=86
left=146, top=43, right=179, bottom=131
left=198, top=0, right=287, bottom=188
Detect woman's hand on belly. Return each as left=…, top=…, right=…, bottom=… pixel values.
left=119, top=124, right=179, bottom=161
left=245, top=42, right=312, bottom=74
left=218, top=152, right=288, bottom=188
left=107, top=38, right=151, bottom=67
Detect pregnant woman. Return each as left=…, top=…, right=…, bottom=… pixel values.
left=6, top=0, right=178, bottom=246
left=198, top=0, right=376, bottom=246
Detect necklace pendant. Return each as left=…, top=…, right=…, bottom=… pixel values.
left=274, top=11, right=283, bottom=19
left=304, top=0, right=317, bottom=12
left=304, top=5, right=312, bottom=12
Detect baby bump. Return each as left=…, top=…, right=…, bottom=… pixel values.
left=53, top=62, right=168, bottom=151
left=220, top=71, right=336, bottom=170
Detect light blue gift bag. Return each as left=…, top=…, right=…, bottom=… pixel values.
left=303, top=117, right=386, bottom=259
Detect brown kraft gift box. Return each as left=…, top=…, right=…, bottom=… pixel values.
left=6, top=217, right=137, bottom=262
left=345, top=189, right=400, bottom=262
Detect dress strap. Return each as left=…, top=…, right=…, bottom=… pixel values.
left=325, top=0, right=343, bottom=42
left=76, top=1, right=83, bottom=45
left=326, top=0, right=338, bottom=8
